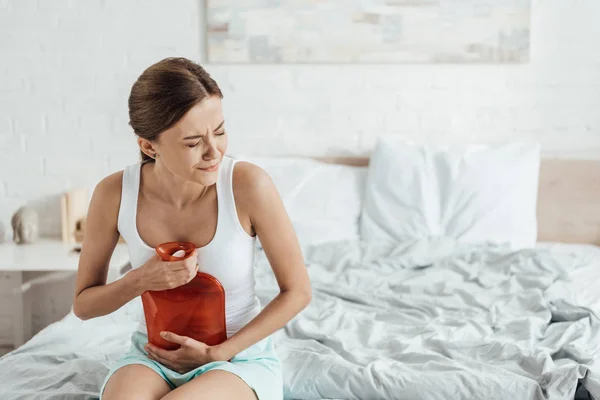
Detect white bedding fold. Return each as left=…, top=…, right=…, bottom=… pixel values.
left=1, top=240, right=599, bottom=400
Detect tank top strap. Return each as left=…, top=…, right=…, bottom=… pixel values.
left=117, top=161, right=143, bottom=244
left=216, top=156, right=251, bottom=239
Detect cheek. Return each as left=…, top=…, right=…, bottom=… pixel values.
left=218, top=136, right=228, bottom=154
left=171, top=150, right=199, bottom=175
left=173, top=146, right=196, bottom=163
left=183, top=148, right=198, bottom=162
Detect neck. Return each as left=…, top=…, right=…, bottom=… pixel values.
left=145, top=161, right=209, bottom=210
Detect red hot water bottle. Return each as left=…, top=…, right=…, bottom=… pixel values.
left=141, top=241, right=227, bottom=350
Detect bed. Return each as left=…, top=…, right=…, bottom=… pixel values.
left=1, top=145, right=600, bottom=400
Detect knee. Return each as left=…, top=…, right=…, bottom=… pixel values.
left=102, top=364, right=171, bottom=400
left=104, top=389, right=166, bottom=400
left=161, top=395, right=228, bottom=400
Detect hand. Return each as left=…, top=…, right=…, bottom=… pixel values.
left=144, top=331, right=228, bottom=373
left=137, top=251, right=198, bottom=292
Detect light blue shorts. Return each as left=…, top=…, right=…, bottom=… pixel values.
left=100, top=331, right=283, bottom=400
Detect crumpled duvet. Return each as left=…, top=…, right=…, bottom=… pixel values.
left=1, top=239, right=600, bottom=400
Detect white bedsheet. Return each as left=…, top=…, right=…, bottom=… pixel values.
left=1, top=239, right=599, bottom=400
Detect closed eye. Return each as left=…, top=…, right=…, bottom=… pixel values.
left=186, top=131, right=225, bottom=147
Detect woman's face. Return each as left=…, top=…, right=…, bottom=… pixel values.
left=143, top=96, right=227, bottom=186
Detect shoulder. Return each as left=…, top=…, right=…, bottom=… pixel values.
left=95, top=170, right=124, bottom=197
left=231, top=160, right=278, bottom=214
left=232, top=160, right=273, bottom=192
left=89, top=169, right=124, bottom=213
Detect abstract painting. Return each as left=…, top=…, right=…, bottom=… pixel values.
left=206, top=0, right=531, bottom=64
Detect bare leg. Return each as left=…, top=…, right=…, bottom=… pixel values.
left=102, top=364, right=172, bottom=400
left=161, top=370, right=258, bottom=400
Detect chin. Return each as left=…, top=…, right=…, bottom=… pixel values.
left=194, top=169, right=219, bottom=186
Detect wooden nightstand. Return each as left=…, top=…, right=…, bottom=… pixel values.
left=0, top=238, right=130, bottom=350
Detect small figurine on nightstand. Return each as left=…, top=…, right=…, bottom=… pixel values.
left=11, top=206, right=39, bottom=244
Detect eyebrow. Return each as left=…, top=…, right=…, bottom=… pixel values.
left=182, top=120, right=225, bottom=140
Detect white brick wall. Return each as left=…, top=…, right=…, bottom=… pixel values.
left=209, top=0, right=600, bottom=158
left=0, top=0, right=599, bottom=337
left=0, top=0, right=201, bottom=236
left=1, top=0, right=599, bottom=237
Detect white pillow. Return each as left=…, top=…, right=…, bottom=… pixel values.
left=234, top=156, right=367, bottom=247
left=361, top=139, right=541, bottom=249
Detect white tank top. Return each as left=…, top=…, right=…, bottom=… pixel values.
left=117, top=156, right=261, bottom=337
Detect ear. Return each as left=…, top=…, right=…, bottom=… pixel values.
left=138, top=137, right=157, bottom=158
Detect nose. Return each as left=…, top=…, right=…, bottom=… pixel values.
left=202, top=132, right=220, bottom=161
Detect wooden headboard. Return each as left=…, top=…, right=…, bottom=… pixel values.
left=317, top=156, right=600, bottom=246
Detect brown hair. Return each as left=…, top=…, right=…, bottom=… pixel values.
left=128, top=57, right=223, bottom=162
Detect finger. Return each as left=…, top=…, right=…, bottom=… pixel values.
left=145, top=343, right=176, bottom=362
left=174, top=253, right=196, bottom=266
left=185, top=251, right=198, bottom=264
left=160, top=331, right=190, bottom=347
left=182, top=261, right=198, bottom=273
left=181, top=264, right=197, bottom=278
left=170, top=263, right=192, bottom=271
left=187, top=264, right=199, bottom=281
left=146, top=346, right=174, bottom=365
left=167, top=256, right=193, bottom=267
left=181, top=260, right=198, bottom=274
left=147, top=350, right=178, bottom=371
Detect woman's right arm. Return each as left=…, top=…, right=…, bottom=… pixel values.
left=73, top=171, right=199, bottom=320
left=73, top=172, right=145, bottom=320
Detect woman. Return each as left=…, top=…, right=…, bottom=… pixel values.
left=73, top=57, right=311, bottom=400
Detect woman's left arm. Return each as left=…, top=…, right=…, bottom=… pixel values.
left=213, top=161, right=312, bottom=359
left=145, top=162, right=311, bottom=371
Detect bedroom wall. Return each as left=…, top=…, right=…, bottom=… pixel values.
left=0, top=0, right=599, bottom=339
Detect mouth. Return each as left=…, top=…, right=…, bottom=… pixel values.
left=198, top=162, right=220, bottom=172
